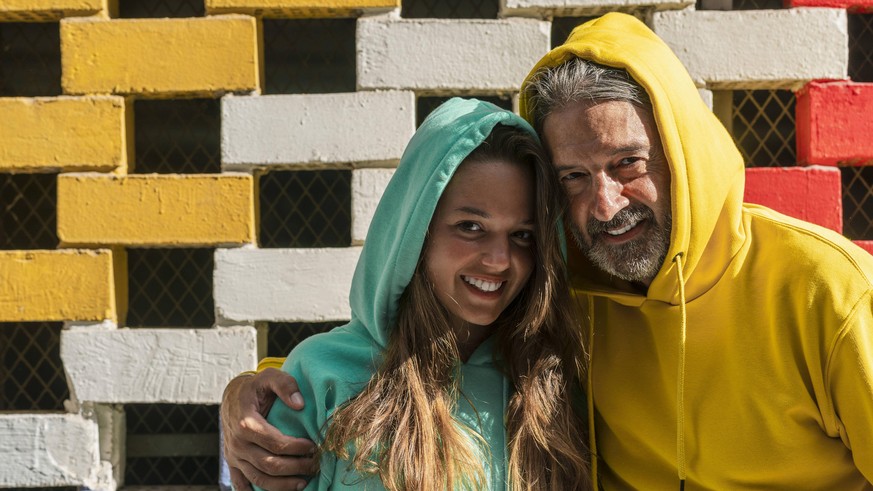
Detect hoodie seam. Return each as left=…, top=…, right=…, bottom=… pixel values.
left=822, top=290, right=873, bottom=435
left=745, top=208, right=873, bottom=287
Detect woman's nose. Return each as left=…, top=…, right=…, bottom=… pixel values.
left=481, top=236, right=511, bottom=270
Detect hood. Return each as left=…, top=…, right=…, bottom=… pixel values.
left=520, top=13, right=747, bottom=305
left=349, top=97, right=540, bottom=348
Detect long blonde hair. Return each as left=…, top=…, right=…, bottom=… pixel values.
left=322, top=124, right=590, bottom=490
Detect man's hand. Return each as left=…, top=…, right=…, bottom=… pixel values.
left=221, top=368, right=317, bottom=491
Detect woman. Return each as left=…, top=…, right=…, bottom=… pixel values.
left=260, top=98, right=589, bottom=490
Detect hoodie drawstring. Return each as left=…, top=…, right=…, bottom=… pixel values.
left=586, top=295, right=598, bottom=488
left=673, top=252, right=688, bottom=490
left=584, top=252, right=688, bottom=491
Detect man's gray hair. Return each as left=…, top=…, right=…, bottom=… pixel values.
left=525, top=58, right=651, bottom=133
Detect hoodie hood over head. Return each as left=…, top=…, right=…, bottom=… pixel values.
left=521, top=12, right=747, bottom=306
left=350, top=97, right=539, bottom=349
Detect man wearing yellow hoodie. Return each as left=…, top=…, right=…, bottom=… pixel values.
left=221, top=13, right=873, bottom=490
left=519, top=12, right=873, bottom=489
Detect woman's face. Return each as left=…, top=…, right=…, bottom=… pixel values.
left=425, top=158, right=536, bottom=329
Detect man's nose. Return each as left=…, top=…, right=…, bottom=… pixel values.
left=481, top=236, right=511, bottom=270
left=592, top=173, right=629, bottom=222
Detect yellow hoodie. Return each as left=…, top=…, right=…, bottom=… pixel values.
left=521, top=13, right=873, bottom=490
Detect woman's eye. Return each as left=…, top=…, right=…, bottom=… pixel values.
left=513, top=230, right=534, bottom=243
left=457, top=221, right=482, bottom=232
left=620, top=157, right=642, bottom=166
left=561, top=171, right=585, bottom=182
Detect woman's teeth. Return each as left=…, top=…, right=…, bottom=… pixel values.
left=462, top=276, right=503, bottom=292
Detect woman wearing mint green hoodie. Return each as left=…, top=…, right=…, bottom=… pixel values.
left=260, top=98, right=589, bottom=490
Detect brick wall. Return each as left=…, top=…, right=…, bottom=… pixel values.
left=0, top=0, right=871, bottom=488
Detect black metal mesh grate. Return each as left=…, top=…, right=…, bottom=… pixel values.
left=133, top=99, right=221, bottom=174
left=0, top=322, right=68, bottom=411
left=731, top=0, right=783, bottom=9
left=732, top=90, right=796, bottom=167
left=849, top=14, right=873, bottom=83
left=267, top=321, right=344, bottom=357
left=0, top=23, right=61, bottom=97
left=127, top=248, right=215, bottom=328
left=401, top=0, right=498, bottom=18
left=416, top=95, right=513, bottom=128
left=118, top=0, right=205, bottom=18
left=259, top=170, right=352, bottom=248
left=125, top=404, right=219, bottom=485
left=127, top=403, right=218, bottom=434
left=263, top=19, right=356, bottom=94
left=841, top=166, right=873, bottom=240
left=0, top=174, right=58, bottom=250
left=551, top=17, right=597, bottom=49
left=126, top=456, right=218, bottom=485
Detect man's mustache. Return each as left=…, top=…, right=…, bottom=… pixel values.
left=587, top=205, right=655, bottom=238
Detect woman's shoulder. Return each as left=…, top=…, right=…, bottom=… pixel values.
left=288, top=323, right=379, bottom=364
left=266, top=322, right=382, bottom=440
left=282, top=323, right=382, bottom=397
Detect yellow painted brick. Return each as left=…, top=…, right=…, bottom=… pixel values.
left=0, top=96, right=127, bottom=173
left=57, top=173, right=255, bottom=246
left=0, top=0, right=107, bottom=21
left=60, top=16, right=260, bottom=97
left=205, top=0, right=398, bottom=17
left=0, top=249, right=116, bottom=322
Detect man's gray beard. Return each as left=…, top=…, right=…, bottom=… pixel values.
left=572, top=205, right=672, bottom=285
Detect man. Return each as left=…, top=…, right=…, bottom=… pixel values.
left=222, top=12, right=873, bottom=490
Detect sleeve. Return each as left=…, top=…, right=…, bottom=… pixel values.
left=256, top=357, right=286, bottom=372
left=260, top=338, right=339, bottom=490
left=827, top=290, right=873, bottom=483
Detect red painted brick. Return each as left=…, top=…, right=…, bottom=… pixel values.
left=785, top=0, right=873, bottom=11
left=854, top=241, right=873, bottom=255
left=744, top=166, right=842, bottom=233
left=796, top=81, right=873, bottom=166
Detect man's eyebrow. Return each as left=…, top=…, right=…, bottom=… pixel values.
left=554, top=144, right=651, bottom=171
left=613, top=144, right=648, bottom=155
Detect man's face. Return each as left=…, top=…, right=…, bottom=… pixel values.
left=542, top=100, right=672, bottom=286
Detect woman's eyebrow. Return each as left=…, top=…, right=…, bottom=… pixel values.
left=455, top=206, right=535, bottom=225
left=455, top=206, right=489, bottom=218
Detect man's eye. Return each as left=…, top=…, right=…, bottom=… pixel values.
left=620, top=157, right=642, bottom=166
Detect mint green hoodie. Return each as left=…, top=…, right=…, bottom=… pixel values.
left=263, top=98, right=542, bottom=490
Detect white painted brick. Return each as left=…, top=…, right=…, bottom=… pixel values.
left=698, top=88, right=713, bottom=110
left=357, top=18, right=550, bottom=93
left=651, top=9, right=847, bottom=89
left=61, top=327, right=256, bottom=403
left=0, top=414, right=101, bottom=488
left=222, top=91, right=415, bottom=168
left=215, top=247, right=360, bottom=322
left=352, top=168, right=395, bottom=244
left=501, top=0, right=692, bottom=17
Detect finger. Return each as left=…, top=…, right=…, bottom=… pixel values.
left=258, top=368, right=305, bottom=410
left=237, top=458, right=311, bottom=491
left=235, top=441, right=318, bottom=477
left=237, top=414, right=318, bottom=456
left=230, top=465, right=254, bottom=491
